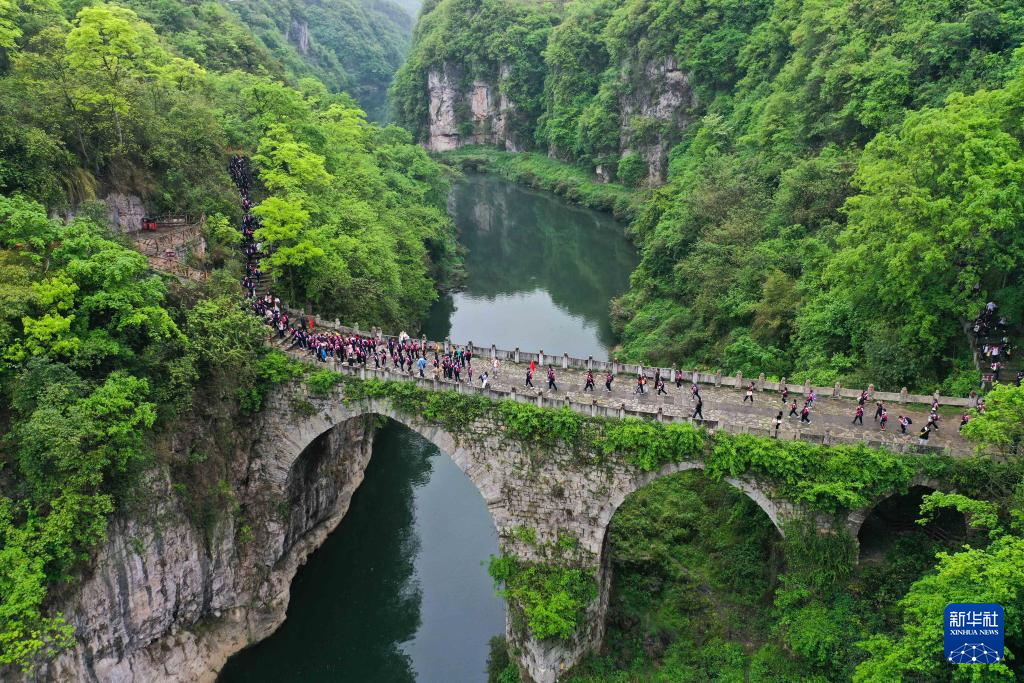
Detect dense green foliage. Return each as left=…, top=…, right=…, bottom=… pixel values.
left=228, top=0, right=413, bottom=120
left=0, top=195, right=272, bottom=669
left=0, top=0, right=456, bottom=327
left=556, top=468, right=1024, bottom=682
left=489, top=554, right=597, bottom=641
left=395, top=0, right=1024, bottom=391
left=249, top=97, right=457, bottom=327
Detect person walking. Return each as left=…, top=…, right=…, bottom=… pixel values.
left=772, top=411, right=783, bottom=438
left=744, top=382, right=754, bottom=403
left=879, top=409, right=889, bottom=431
left=781, top=384, right=789, bottom=403
left=959, top=412, right=970, bottom=431
left=656, top=378, right=668, bottom=396
left=525, top=368, right=534, bottom=388
left=416, top=355, right=427, bottom=378
left=898, top=415, right=910, bottom=435
left=492, top=357, right=500, bottom=379
left=692, top=396, right=704, bottom=420
left=691, top=383, right=700, bottom=401
left=873, top=400, right=885, bottom=422
left=788, top=399, right=799, bottom=418
left=800, top=403, right=811, bottom=424
left=547, top=366, right=558, bottom=392
left=605, top=371, right=614, bottom=392
left=584, top=370, right=595, bottom=392
left=852, top=405, right=864, bottom=425
left=918, top=426, right=931, bottom=446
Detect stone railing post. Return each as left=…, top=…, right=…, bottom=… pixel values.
left=638, top=364, right=644, bottom=379
left=656, top=406, right=664, bottom=423
left=510, top=386, right=517, bottom=402
left=421, top=335, right=426, bottom=349
left=823, top=429, right=832, bottom=446
left=514, top=347, right=520, bottom=363
left=587, top=355, right=593, bottom=370
left=539, top=349, right=545, bottom=366
left=491, top=344, right=496, bottom=360
left=444, top=336, right=450, bottom=354
left=359, top=367, right=366, bottom=380
left=803, top=378, right=812, bottom=396
left=671, top=366, right=677, bottom=383
left=468, top=341, right=474, bottom=357
left=780, top=377, right=786, bottom=393
left=535, top=393, right=543, bottom=407
left=736, top=370, right=743, bottom=388
left=334, top=318, right=341, bottom=328
left=456, top=382, right=463, bottom=394
left=833, top=382, right=841, bottom=398
left=591, top=399, right=597, bottom=417
left=432, top=378, right=438, bottom=392
left=758, top=373, right=765, bottom=391
left=351, top=320, right=357, bottom=333
left=715, top=370, right=722, bottom=387
left=618, top=402, right=625, bottom=419
left=562, top=352, right=568, bottom=369
left=868, top=383, right=875, bottom=399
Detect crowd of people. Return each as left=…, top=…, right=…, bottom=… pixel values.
left=971, top=301, right=1020, bottom=385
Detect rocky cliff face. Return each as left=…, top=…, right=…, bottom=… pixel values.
left=426, top=63, right=519, bottom=152
left=29, top=394, right=376, bottom=683
left=287, top=19, right=311, bottom=56
left=619, top=56, right=698, bottom=185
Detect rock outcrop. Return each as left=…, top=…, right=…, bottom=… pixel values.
left=618, top=56, right=698, bottom=185
left=426, top=63, right=519, bottom=152
left=104, top=193, right=147, bottom=233
left=31, top=405, right=376, bottom=683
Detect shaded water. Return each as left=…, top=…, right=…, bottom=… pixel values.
left=220, top=175, right=636, bottom=681
left=425, top=173, right=637, bottom=359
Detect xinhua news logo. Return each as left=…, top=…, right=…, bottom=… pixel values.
left=944, top=603, right=1004, bottom=664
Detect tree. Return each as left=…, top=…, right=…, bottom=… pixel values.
left=961, top=383, right=1024, bottom=456
left=855, top=535, right=1024, bottom=682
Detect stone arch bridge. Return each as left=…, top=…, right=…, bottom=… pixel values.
left=252, top=362, right=959, bottom=683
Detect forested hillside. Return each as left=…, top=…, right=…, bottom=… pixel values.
left=0, top=0, right=449, bottom=669
left=392, top=0, right=1024, bottom=392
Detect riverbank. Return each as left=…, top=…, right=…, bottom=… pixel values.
left=439, top=146, right=644, bottom=222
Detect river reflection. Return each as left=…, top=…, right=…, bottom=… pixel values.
left=424, top=173, right=637, bottom=359
left=218, top=424, right=504, bottom=682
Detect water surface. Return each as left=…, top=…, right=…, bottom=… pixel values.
left=425, top=173, right=637, bottom=359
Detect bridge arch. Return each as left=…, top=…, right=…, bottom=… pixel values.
left=262, top=393, right=511, bottom=538
left=596, top=461, right=794, bottom=538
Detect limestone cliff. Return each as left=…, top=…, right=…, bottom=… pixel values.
left=618, top=55, right=698, bottom=185
left=27, top=393, right=376, bottom=683
left=426, top=62, right=519, bottom=152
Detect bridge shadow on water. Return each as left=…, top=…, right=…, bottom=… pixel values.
left=218, top=420, right=504, bottom=682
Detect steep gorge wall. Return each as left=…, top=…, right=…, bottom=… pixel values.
left=617, top=55, right=698, bottom=184
left=29, top=399, right=377, bottom=683
left=427, top=62, right=519, bottom=152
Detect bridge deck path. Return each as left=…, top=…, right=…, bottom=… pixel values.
left=274, top=338, right=972, bottom=455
